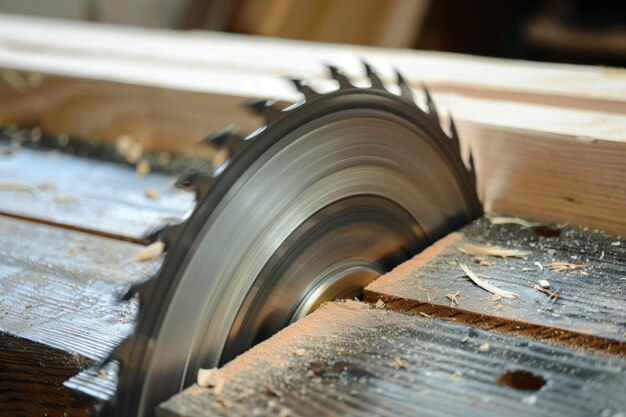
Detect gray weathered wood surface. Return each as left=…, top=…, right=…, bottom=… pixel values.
left=0, top=145, right=194, bottom=240
left=0, top=215, right=160, bottom=416
left=159, top=300, right=626, bottom=417
left=364, top=217, right=626, bottom=355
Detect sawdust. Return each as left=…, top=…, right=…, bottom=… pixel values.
left=459, top=244, right=530, bottom=258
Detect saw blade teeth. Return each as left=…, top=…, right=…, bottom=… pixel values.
left=422, top=83, right=440, bottom=126
left=448, top=116, right=461, bottom=153
left=202, top=124, right=238, bottom=148
left=362, top=60, right=386, bottom=90
left=395, top=69, right=414, bottom=101
left=326, top=64, right=353, bottom=89
left=286, top=77, right=318, bottom=100
left=244, top=98, right=283, bottom=123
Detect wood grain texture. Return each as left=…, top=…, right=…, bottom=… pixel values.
left=0, top=14, right=624, bottom=113
left=159, top=300, right=626, bottom=417
left=0, top=145, right=194, bottom=240
left=0, top=215, right=160, bottom=416
left=364, top=217, right=626, bottom=355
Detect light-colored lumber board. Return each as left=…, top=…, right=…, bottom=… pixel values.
left=0, top=215, right=160, bottom=416
left=0, top=15, right=625, bottom=235
left=159, top=300, right=626, bottom=417
left=0, top=145, right=194, bottom=240
left=364, top=216, right=626, bottom=355
left=0, top=13, right=625, bottom=113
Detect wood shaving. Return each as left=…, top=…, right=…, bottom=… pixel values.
left=611, top=241, right=621, bottom=246
left=136, top=159, right=150, bottom=177
left=419, top=312, right=431, bottom=318
left=547, top=262, right=588, bottom=272
left=493, top=304, right=504, bottom=310
left=144, top=188, right=160, bottom=200
left=132, top=241, right=164, bottom=262
left=69, top=247, right=78, bottom=256
left=459, top=263, right=519, bottom=299
left=213, top=378, right=225, bottom=395
left=521, top=267, right=532, bottom=272
left=479, top=259, right=494, bottom=267
left=538, top=279, right=550, bottom=288
left=478, top=342, right=490, bottom=351
left=459, top=244, right=530, bottom=258
left=446, top=292, right=460, bottom=307
left=197, top=367, right=220, bottom=387
left=488, top=216, right=542, bottom=228
left=534, top=261, right=544, bottom=271
left=294, top=348, right=306, bottom=357
left=449, top=370, right=463, bottom=382
left=0, top=181, right=40, bottom=195
left=534, top=285, right=559, bottom=300
left=390, top=358, right=408, bottom=369
left=55, top=194, right=78, bottom=204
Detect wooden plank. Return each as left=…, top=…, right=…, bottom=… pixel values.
left=159, top=300, right=626, bottom=417
left=364, top=216, right=626, bottom=355
left=0, top=215, right=160, bottom=416
left=0, top=145, right=194, bottom=240
left=0, top=13, right=625, bottom=113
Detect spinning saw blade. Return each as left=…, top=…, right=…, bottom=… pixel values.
left=102, top=63, right=482, bottom=416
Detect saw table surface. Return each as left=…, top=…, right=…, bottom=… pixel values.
left=160, top=217, right=626, bottom=417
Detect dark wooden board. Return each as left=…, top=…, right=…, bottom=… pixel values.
left=0, top=215, right=161, bottom=416
left=0, top=146, right=194, bottom=240
left=159, top=300, right=626, bottom=417
left=364, top=217, right=626, bottom=355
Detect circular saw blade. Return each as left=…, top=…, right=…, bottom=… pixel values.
left=111, top=64, right=482, bottom=416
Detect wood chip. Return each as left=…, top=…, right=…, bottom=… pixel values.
left=390, top=358, right=408, bottom=369
left=136, top=159, right=150, bottom=177
left=294, top=348, right=306, bottom=357
left=459, top=244, right=530, bottom=258
left=144, top=187, right=160, bottom=200
left=375, top=299, right=385, bottom=309
left=132, top=241, right=164, bottom=262
left=611, top=241, right=621, bottom=246
left=488, top=216, right=542, bottom=228
left=479, top=259, right=494, bottom=267
left=478, top=342, right=490, bottom=351
left=534, top=285, right=559, bottom=300
left=446, top=292, right=460, bottom=307
left=54, top=194, right=78, bottom=204
left=538, top=279, right=550, bottom=288
left=197, top=367, right=220, bottom=387
left=0, top=181, right=40, bottom=195
left=69, top=247, right=78, bottom=256
left=459, top=264, right=518, bottom=299
left=547, top=262, right=588, bottom=272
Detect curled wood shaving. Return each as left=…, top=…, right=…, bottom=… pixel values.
left=446, top=292, right=460, bottom=307
left=489, top=216, right=542, bottom=228
left=547, top=262, right=588, bottom=272
left=132, top=241, right=164, bottom=262
left=459, top=244, right=530, bottom=258
left=459, top=263, right=519, bottom=299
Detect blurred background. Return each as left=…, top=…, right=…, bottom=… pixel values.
left=0, top=0, right=624, bottom=66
